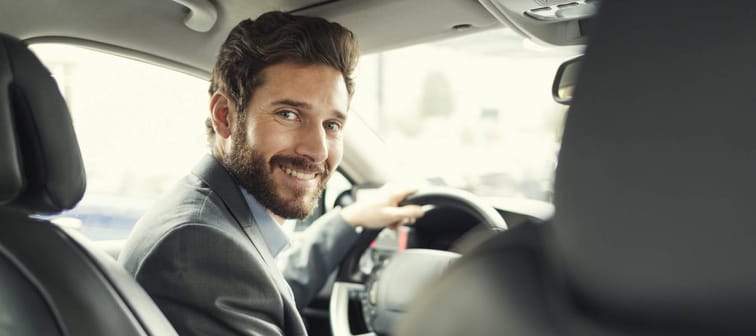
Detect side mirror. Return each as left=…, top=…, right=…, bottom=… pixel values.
left=552, top=55, right=582, bottom=105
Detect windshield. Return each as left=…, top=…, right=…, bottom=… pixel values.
left=350, top=28, right=579, bottom=201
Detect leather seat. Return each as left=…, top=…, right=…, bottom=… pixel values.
left=0, top=33, right=177, bottom=335
left=397, top=1, right=756, bottom=335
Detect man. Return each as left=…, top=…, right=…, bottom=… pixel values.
left=118, top=11, right=425, bottom=336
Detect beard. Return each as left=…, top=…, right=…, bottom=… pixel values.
left=222, top=128, right=330, bottom=219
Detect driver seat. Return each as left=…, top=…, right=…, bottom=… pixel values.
left=398, top=1, right=756, bottom=335
left=0, top=33, right=177, bottom=335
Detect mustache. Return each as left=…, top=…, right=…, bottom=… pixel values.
left=270, top=155, right=328, bottom=176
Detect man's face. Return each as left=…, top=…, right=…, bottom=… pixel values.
left=224, top=62, right=348, bottom=219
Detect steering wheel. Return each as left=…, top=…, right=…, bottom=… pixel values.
left=329, top=186, right=507, bottom=336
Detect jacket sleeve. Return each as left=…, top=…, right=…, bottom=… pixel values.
left=278, top=208, right=360, bottom=310
left=133, top=224, right=297, bottom=336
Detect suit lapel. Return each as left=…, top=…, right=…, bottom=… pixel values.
left=190, top=155, right=299, bottom=307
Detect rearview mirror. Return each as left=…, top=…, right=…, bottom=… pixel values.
left=552, top=55, right=582, bottom=105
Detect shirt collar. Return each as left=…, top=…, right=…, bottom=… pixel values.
left=239, top=187, right=291, bottom=258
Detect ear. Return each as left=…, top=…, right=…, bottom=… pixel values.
left=209, top=91, right=234, bottom=139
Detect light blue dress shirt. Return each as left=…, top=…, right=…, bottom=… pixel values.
left=239, top=187, right=291, bottom=259
left=239, top=187, right=297, bottom=303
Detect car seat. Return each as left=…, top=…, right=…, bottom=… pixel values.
left=0, top=33, right=177, bottom=336
left=397, top=1, right=756, bottom=335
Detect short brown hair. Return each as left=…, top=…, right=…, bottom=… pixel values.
left=206, top=11, right=359, bottom=144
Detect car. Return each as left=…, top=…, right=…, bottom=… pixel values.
left=8, top=0, right=756, bottom=334
left=0, top=0, right=655, bottom=335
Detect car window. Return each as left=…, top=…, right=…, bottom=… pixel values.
left=32, top=43, right=209, bottom=240
left=350, top=28, right=578, bottom=202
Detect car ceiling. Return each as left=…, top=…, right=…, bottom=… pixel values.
left=0, top=0, right=506, bottom=78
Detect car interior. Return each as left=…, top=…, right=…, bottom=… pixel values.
left=0, top=33, right=177, bottom=336
left=3, top=0, right=754, bottom=335
left=398, top=1, right=756, bottom=335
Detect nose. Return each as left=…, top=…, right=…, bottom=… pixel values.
left=295, top=122, right=328, bottom=163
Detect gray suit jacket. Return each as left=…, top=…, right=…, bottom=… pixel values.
left=118, top=155, right=359, bottom=336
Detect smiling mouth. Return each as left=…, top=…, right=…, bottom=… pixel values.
left=280, top=164, right=318, bottom=180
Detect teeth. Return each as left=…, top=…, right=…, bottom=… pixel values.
left=281, top=165, right=316, bottom=180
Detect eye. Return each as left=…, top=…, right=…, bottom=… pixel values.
left=325, top=121, right=343, bottom=132
left=276, top=110, right=298, bottom=121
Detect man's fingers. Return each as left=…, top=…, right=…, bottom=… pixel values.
left=398, top=187, right=419, bottom=199
left=388, top=187, right=420, bottom=204
left=386, top=204, right=426, bottom=220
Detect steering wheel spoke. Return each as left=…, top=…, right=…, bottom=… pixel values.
left=330, top=282, right=371, bottom=336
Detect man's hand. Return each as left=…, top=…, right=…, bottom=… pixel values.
left=340, top=185, right=426, bottom=230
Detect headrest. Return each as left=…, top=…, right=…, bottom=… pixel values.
left=552, top=1, right=756, bottom=331
left=0, top=34, right=85, bottom=214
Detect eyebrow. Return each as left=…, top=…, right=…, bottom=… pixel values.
left=271, top=99, right=347, bottom=121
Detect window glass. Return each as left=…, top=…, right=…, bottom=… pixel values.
left=32, top=44, right=208, bottom=240
left=324, top=171, right=353, bottom=211
left=350, top=28, right=579, bottom=202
